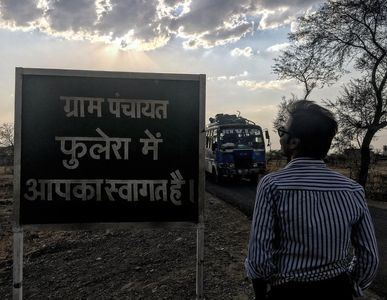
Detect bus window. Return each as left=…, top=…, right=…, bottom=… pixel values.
left=219, top=128, right=264, bottom=149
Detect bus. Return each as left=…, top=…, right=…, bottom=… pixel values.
left=205, top=113, right=268, bottom=183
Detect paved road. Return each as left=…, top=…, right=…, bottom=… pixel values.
left=206, top=179, right=387, bottom=299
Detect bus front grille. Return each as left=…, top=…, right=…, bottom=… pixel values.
left=234, top=151, right=253, bottom=169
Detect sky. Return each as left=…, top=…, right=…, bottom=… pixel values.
left=0, top=0, right=386, bottom=151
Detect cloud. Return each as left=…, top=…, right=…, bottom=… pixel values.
left=175, top=0, right=256, bottom=49
left=237, top=79, right=292, bottom=90
left=259, top=7, right=293, bottom=30
left=0, top=0, right=43, bottom=26
left=0, top=0, right=323, bottom=51
left=257, top=0, right=322, bottom=29
left=254, top=104, right=277, bottom=113
left=208, top=71, right=248, bottom=81
left=230, top=46, right=254, bottom=57
left=229, top=71, right=248, bottom=80
left=46, top=0, right=98, bottom=32
left=258, top=0, right=321, bottom=9
left=181, top=21, right=253, bottom=49
left=266, top=42, right=290, bottom=52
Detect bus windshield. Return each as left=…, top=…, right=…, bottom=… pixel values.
left=219, top=127, right=264, bottom=149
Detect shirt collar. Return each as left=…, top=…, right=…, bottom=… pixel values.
left=285, top=157, right=326, bottom=169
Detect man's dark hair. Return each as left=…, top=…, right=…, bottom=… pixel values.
left=287, top=100, right=338, bottom=159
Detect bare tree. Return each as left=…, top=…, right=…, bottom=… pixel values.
left=273, top=0, right=387, bottom=187
left=325, top=77, right=385, bottom=152
left=0, top=123, right=14, bottom=166
left=273, top=95, right=297, bottom=130
left=0, top=123, right=14, bottom=148
left=273, top=46, right=339, bottom=100
left=272, top=43, right=338, bottom=137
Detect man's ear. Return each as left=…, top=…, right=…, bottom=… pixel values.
left=288, top=137, right=300, bottom=150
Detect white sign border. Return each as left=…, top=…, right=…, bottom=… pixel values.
left=13, top=67, right=205, bottom=230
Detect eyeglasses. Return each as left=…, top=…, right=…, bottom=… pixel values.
left=277, top=126, right=291, bottom=137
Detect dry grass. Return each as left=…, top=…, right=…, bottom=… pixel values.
left=266, top=159, right=387, bottom=202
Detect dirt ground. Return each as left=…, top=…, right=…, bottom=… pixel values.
left=0, top=173, right=255, bottom=300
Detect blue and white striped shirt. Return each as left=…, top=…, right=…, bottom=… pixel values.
left=245, top=158, right=379, bottom=296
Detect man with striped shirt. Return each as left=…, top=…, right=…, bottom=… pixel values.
left=246, top=100, right=379, bottom=299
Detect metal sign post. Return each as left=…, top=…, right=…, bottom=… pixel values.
left=12, top=227, right=23, bottom=300
left=196, top=223, right=205, bottom=299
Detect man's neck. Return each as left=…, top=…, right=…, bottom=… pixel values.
left=292, top=154, right=322, bottom=160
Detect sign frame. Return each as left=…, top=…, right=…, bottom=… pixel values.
left=12, top=67, right=206, bottom=299
left=13, top=67, right=205, bottom=230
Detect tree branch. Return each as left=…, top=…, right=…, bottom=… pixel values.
left=361, top=4, right=387, bottom=54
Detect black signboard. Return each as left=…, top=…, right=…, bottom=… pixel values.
left=14, top=68, right=205, bottom=226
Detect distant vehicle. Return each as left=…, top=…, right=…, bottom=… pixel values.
left=205, top=113, right=269, bottom=183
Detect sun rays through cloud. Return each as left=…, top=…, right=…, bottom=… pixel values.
left=0, top=0, right=322, bottom=51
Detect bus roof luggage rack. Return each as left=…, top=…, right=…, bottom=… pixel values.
left=209, top=113, right=256, bottom=126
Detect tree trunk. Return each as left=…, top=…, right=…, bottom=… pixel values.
left=357, top=130, right=375, bottom=188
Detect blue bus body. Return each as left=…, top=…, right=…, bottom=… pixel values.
left=205, top=115, right=266, bottom=182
